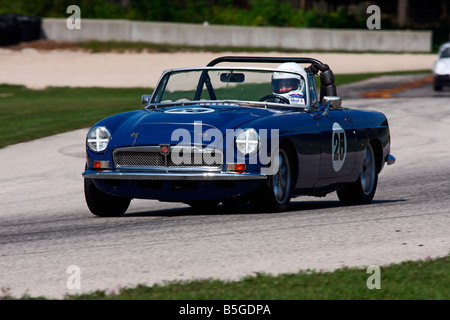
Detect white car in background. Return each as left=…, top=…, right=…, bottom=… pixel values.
left=433, top=42, right=450, bottom=91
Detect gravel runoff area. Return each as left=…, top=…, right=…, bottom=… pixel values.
left=0, top=46, right=437, bottom=89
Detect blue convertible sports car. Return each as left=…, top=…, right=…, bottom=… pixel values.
left=82, top=56, right=395, bottom=216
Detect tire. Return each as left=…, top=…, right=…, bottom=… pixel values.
left=251, top=144, right=293, bottom=212
left=434, top=83, right=443, bottom=91
left=84, top=178, right=131, bottom=217
left=337, top=142, right=378, bottom=205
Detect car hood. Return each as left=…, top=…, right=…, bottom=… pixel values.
left=114, top=104, right=285, bottom=148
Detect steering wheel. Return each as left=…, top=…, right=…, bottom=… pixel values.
left=259, top=94, right=290, bottom=104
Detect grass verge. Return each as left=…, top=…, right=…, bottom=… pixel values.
left=6, top=39, right=438, bottom=55
left=1, top=255, right=448, bottom=300
left=78, top=41, right=436, bottom=55
left=0, top=85, right=151, bottom=148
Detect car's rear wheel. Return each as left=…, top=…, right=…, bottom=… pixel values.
left=337, top=142, right=378, bottom=205
left=251, top=144, right=293, bottom=212
left=84, top=178, right=131, bottom=217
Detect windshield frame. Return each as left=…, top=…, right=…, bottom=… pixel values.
left=148, top=66, right=311, bottom=109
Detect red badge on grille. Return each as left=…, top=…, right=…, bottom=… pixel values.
left=160, top=145, right=170, bottom=155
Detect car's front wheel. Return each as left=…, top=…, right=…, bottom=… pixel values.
left=84, top=178, right=131, bottom=217
left=337, top=142, right=378, bottom=205
left=251, top=145, right=293, bottom=212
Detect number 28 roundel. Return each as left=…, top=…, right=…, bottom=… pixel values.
left=332, top=122, right=347, bottom=172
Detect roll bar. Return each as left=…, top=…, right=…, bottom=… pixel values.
left=207, top=56, right=337, bottom=102
left=207, top=56, right=324, bottom=66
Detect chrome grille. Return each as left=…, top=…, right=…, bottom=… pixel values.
left=115, top=151, right=165, bottom=167
left=113, top=146, right=222, bottom=170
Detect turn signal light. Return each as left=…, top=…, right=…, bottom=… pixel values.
left=93, top=160, right=110, bottom=169
left=226, top=163, right=246, bottom=173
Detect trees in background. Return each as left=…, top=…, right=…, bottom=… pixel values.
left=0, top=0, right=448, bottom=48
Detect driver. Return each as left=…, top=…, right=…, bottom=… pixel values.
left=271, top=62, right=306, bottom=105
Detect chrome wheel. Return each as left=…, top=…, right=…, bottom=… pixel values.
left=250, top=144, right=293, bottom=212
left=272, top=149, right=291, bottom=204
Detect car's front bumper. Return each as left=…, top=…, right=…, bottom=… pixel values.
left=385, top=154, right=396, bottom=165
left=82, top=169, right=267, bottom=181
left=434, top=74, right=450, bottom=85
left=83, top=169, right=267, bottom=201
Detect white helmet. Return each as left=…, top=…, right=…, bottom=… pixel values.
left=272, top=62, right=306, bottom=104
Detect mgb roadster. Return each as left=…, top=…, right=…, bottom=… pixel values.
left=82, top=56, right=395, bottom=216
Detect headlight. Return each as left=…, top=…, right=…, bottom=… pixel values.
left=434, top=61, right=448, bottom=75
left=235, top=128, right=259, bottom=155
left=87, top=126, right=111, bottom=152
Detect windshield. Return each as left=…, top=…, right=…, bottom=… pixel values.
left=439, top=46, right=450, bottom=58
left=151, top=68, right=308, bottom=106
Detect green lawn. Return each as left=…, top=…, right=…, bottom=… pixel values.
left=75, top=256, right=449, bottom=300
left=0, top=85, right=150, bottom=148
left=3, top=255, right=448, bottom=300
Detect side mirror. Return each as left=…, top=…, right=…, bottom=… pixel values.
left=141, top=94, right=152, bottom=107
left=322, top=96, right=342, bottom=116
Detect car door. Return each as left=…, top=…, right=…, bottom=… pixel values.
left=314, top=107, right=357, bottom=184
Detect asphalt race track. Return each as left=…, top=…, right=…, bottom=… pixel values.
left=0, top=84, right=449, bottom=299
